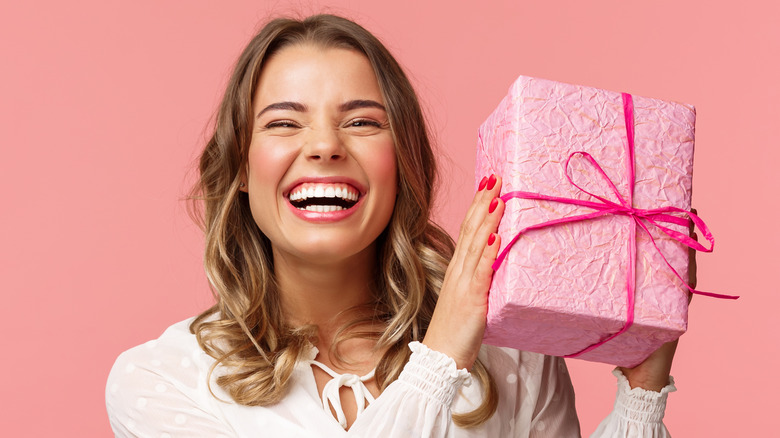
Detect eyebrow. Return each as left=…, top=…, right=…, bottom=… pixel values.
left=256, top=101, right=308, bottom=119
left=338, top=99, right=386, bottom=112
left=256, top=99, right=386, bottom=119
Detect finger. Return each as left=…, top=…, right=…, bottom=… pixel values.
left=453, top=175, right=501, bottom=267
left=473, top=231, right=502, bottom=288
left=689, top=207, right=697, bottom=234
left=451, top=176, right=493, bottom=263
left=688, top=241, right=698, bottom=292
left=461, top=188, right=505, bottom=279
left=688, top=208, right=698, bottom=294
left=460, top=174, right=498, bottom=235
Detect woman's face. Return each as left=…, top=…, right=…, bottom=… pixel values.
left=243, top=44, right=397, bottom=267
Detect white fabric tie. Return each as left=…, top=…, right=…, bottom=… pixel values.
left=309, top=360, right=376, bottom=429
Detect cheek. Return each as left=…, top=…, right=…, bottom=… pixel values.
left=370, top=145, right=399, bottom=219
left=369, top=142, right=399, bottom=186
left=377, top=153, right=398, bottom=185
left=245, top=141, right=297, bottom=231
left=246, top=139, right=294, bottom=184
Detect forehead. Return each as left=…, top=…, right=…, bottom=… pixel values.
left=253, top=44, right=384, bottom=106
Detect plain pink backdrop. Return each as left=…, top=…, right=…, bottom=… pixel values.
left=2, top=1, right=777, bottom=436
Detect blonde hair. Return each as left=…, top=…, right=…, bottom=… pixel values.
left=189, top=14, right=497, bottom=427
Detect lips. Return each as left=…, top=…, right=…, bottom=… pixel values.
left=286, top=182, right=362, bottom=213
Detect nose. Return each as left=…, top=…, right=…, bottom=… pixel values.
left=304, top=127, right=345, bottom=162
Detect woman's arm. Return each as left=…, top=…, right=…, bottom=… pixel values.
left=423, top=174, right=505, bottom=370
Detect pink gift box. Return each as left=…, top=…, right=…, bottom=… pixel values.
left=476, top=75, right=698, bottom=367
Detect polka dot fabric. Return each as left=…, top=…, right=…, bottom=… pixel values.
left=107, top=318, right=674, bottom=437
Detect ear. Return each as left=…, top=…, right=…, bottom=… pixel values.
left=238, top=168, right=248, bottom=193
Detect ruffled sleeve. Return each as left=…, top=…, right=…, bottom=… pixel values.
left=590, top=369, right=676, bottom=438
left=346, top=342, right=471, bottom=437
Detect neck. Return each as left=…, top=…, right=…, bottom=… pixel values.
left=273, top=244, right=377, bottom=339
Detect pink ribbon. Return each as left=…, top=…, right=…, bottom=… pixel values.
left=492, top=93, right=738, bottom=359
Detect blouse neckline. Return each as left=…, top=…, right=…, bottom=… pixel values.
left=302, top=345, right=378, bottom=430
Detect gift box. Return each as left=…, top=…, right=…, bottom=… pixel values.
left=476, top=75, right=704, bottom=367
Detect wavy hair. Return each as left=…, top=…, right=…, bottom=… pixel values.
left=189, top=14, right=497, bottom=427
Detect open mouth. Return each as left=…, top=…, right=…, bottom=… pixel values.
left=288, top=183, right=361, bottom=212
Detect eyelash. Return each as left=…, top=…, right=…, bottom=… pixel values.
left=265, top=119, right=383, bottom=129
left=347, top=119, right=382, bottom=128
left=265, top=120, right=299, bottom=129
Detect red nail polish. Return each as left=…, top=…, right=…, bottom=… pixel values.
left=488, top=233, right=496, bottom=246
left=489, top=198, right=498, bottom=213
left=487, top=174, right=497, bottom=190
left=478, top=176, right=488, bottom=191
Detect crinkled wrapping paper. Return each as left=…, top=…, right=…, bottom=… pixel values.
left=477, top=75, right=694, bottom=367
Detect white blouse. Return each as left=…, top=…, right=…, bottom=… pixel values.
left=106, top=318, right=675, bottom=437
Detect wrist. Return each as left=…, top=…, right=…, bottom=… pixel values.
left=618, top=361, right=673, bottom=392
left=421, top=335, right=476, bottom=370
left=619, top=338, right=678, bottom=391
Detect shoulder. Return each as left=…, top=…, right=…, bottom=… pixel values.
left=107, top=317, right=211, bottom=388
left=105, top=318, right=222, bottom=419
left=105, top=318, right=257, bottom=436
left=108, top=318, right=206, bottom=383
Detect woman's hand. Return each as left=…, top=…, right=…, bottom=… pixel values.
left=618, top=209, right=698, bottom=391
left=423, top=175, right=505, bottom=370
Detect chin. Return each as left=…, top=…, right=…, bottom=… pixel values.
left=282, top=233, right=379, bottom=266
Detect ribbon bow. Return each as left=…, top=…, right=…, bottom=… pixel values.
left=491, top=93, right=738, bottom=358
left=310, top=360, right=376, bottom=429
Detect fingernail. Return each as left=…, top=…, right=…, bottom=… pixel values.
left=487, top=174, right=497, bottom=190
left=489, top=197, right=498, bottom=213
left=478, top=176, right=488, bottom=191
left=488, top=233, right=496, bottom=246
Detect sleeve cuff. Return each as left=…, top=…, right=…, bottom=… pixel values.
left=612, top=368, right=677, bottom=424
left=397, top=342, right=472, bottom=407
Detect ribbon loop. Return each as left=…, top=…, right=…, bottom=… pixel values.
left=565, top=151, right=629, bottom=208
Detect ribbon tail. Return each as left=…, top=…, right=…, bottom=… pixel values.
left=642, top=208, right=714, bottom=252
left=321, top=380, right=347, bottom=429
left=690, top=290, right=740, bottom=300
left=352, top=384, right=366, bottom=413
left=635, top=219, right=739, bottom=299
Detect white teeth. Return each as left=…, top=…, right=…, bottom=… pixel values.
left=289, top=183, right=359, bottom=203
left=303, top=205, right=344, bottom=212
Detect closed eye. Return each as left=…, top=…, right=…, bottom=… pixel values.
left=348, top=119, right=381, bottom=128
left=265, top=120, right=301, bottom=129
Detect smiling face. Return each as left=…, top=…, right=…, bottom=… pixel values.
left=244, top=44, right=398, bottom=268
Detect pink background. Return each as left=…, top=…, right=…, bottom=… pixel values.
left=2, top=1, right=777, bottom=435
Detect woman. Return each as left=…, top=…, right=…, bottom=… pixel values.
left=107, top=14, right=680, bottom=437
